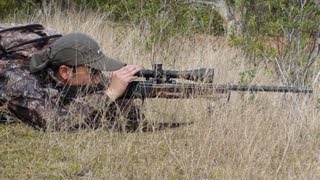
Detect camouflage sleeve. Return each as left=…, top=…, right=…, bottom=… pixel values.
left=0, top=66, right=116, bottom=131
left=8, top=90, right=115, bottom=131
left=72, top=93, right=143, bottom=132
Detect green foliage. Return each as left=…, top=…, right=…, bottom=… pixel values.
left=0, top=0, right=224, bottom=49
left=0, top=0, right=16, bottom=16
left=0, top=0, right=39, bottom=18
left=239, top=68, right=256, bottom=84
left=231, top=0, right=320, bottom=85
left=93, top=0, right=224, bottom=48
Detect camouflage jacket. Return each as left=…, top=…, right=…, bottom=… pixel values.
left=0, top=23, right=141, bottom=131
left=0, top=59, right=141, bottom=131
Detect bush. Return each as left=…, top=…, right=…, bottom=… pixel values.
left=0, top=0, right=224, bottom=49
left=70, top=0, right=224, bottom=47
left=231, top=0, right=320, bottom=85
left=0, top=0, right=39, bottom=18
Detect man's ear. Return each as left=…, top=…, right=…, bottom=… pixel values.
left=58, top=65, right=72, bottom=81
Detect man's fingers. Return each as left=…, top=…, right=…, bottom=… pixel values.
left=116, top=65, right=141, bottom=77
left=126, top=76, right=139, bottom=82
left=124, top=65, right=141, bottom=73
left=106, top=64, right=141, bottom=100
left=128, top=67, right=141, bottom=76
left=118, top=65, right=139, bottom=72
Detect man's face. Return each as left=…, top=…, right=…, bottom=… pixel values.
left=58, top=65, right=102, bottom=87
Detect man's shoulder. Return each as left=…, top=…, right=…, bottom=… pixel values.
left=0, top=64, right=54, bottom=98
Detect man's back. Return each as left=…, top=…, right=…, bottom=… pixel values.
left=0, top=23, right=61, bottom=124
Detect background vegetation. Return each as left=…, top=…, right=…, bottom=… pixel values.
left=0, top=0, right=225, bottom=46
left=231, top=0, right=320, bottom=85
left=1, top=0, right=318, bottom=85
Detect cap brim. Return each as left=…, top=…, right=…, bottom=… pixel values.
left=86, top=53, right=126, bottom=71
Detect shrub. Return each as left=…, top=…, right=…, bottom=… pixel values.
left=231, top=0, right=320, bottom=85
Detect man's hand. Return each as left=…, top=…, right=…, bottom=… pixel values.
left=105, top=65, right=141, bottom=100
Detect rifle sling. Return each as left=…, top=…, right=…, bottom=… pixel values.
left=0, top=24, right=44, bottom=34
left=6, top=34, right=62, bottom=53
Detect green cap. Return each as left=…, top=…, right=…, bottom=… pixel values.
left=29, top=32, right=125, bottom=73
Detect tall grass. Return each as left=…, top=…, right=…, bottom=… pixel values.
left=0, top=5, right=319, bottom=179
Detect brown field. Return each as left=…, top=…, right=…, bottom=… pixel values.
left=0, top=7, right=319, bottom=179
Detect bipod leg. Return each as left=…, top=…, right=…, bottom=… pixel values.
left=207, top=97, right=215, bottom=115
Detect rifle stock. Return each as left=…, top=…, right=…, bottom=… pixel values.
left=122, top=81, right=313, bottom=99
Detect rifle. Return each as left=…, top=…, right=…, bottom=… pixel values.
left=122, top=64, right=313, bottom=100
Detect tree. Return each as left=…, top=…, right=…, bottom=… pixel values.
left=189, top=0, right=320, bottom=85
left=187, top=0, right=244, bottom=35
left=236, top=0, right=320, bottom=85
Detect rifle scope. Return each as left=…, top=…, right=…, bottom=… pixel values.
left=135, top=64, right=214, bottom=83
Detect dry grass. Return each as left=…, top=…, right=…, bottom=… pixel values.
left=0, top=6, right=319, bottom=179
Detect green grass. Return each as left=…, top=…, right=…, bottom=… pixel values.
left=1, top=95, right=319, bottom=179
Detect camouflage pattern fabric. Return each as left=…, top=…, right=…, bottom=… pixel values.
left=0, top=62, right=142, bottom=131
left=0, top=23, right=59, bottom=58
left=0, top=23, right=142, bottom=131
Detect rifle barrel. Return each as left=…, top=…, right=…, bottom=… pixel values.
left=123, top=82, right=313, bottom=99
left=224, top=84, right=313, bottom=93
